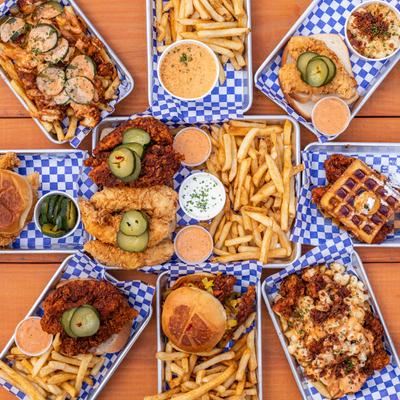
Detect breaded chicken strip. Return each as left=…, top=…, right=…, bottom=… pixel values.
left=79, top=199, right=176, bottom=247
left=89, top=185, right=178, bottom=220
left=84, top=239, right=174, bottom=269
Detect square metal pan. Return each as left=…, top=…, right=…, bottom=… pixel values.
left=0, top=148, right=89, bottom=254
left=156, top=271, right=263, bottom=398
left=0, top=255, right=153, bottom=400
left=262, top=250, right=400, bottom=400
left=303, top=141, right=400, bottom=248
left=146, top=0, right=253, bottom=113
left=254, top=0, right=400, bottom=139
left=0, top=0, right=134, bottom=145
left=91, top=115, right=302, bottom=268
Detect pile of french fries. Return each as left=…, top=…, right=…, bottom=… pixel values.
left=0, top=5, right=120, bottom=142
left=155, top=0, right=250, bottom=84
left=0, top=334, right=104, bottom=400
left=145, top=313, right=258, bottom=400
left=204, top=119, right=304, bottom=265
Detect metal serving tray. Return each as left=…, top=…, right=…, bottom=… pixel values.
left=0, top=149, right=91, bottom=254
left=262, top=250, right=400, bottom=400
left=156, top=271, right=263, bottom=397
left=0, top=0, right=134, bottom=146
left=146, top=0, right=253, bottom=113
left=304, top=141, right=400, bottom=248
left=92, top=115, right=302, bottom=268
left=254, top=0, right=400, bottom=140
left=0, top=255, right=153, bottom=400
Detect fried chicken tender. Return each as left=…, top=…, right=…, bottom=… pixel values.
left=79, top=199, right=176, bottom=247
left=89, top=185, right=178, bottom=220
left=84, top=239, right=174, bottom=270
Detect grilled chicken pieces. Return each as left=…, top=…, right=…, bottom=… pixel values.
left=81, top=185, right=177, bottom=269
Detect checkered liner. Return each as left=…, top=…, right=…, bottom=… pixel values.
left=149, top=0, right=248, bottom=123
left=164, top=261, right=261, bottom=352
left=291, top=150, right=400, bottom=246
left=0, top=0, right=133, bottom=149
left=8, top=151, right=97, bottom=251
left=0, top=251, right=155, bottom=400
left=264, top=238, right=400, bottom=400
left=255, top=0, right=400, bottom=142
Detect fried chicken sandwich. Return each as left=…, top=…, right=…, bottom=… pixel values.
left=162, top=273, right=256, bottom=354
left=0, top=152, right=39, bottom=247
left=41, top=279, right=137, bottom=356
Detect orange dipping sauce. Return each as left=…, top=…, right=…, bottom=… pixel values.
left=15, top=317, right=53, bottom=356
left=174, top=128, right=211, bottom=166
left=312, top=97, right=350, bottom=136
left=175, top=225, right=213, bottom=264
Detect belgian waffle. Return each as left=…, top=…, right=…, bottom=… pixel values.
left=314, top=157, right=400, bottom=244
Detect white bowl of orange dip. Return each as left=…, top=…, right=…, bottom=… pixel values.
left=14, top=316, right=53, bottom=357
left=157, top=39, right=219, bottom=101
left=174, top=127, right=212, bottom=167
left=312, top=96, right=351, bottom=137
left=174, top=225, right=213, bottom=264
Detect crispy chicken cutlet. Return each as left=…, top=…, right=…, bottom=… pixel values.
left=81, top=185, right=177, bottom=269
left=85, top=117, right=183, bottom=188
left=41, top=279, right=137, bottom=356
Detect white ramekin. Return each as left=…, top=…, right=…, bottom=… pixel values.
left=174, top=225, right=214, bottom=265
left=344, top=0, right=400, bottom=62
left=311, top=96, right=351, bottom=137
left=173, top=127, right=212, bottom=167
left=14, top=316, right=53, bottom=357
left=157, top=39, right=220, bottom=101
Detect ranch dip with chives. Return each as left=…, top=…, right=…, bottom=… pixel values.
left=179, top=172, right=226, bottom=221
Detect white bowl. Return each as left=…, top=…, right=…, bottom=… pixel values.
left=14, top=316, right=53, bottom=357
left=311, top=96, right=351, bottom=137
left=174, top=225, right=214, bottom=264
left=344, top=0, right=400, bottom=62
left=179, top=172, right=226, bottom=221
left=34, top=191, right=81, bottom=240
left=173, top=127, right=212, bottom=167
left=157, top=39, right=220, bottom=102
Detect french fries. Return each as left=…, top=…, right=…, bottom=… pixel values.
left=1, top=337, right=104, bottom=400
left=0, top=3, right=120, bottom=142
left=155, top=0, right=250, bottom=83
left=204, top=119, right=303, bottom=265
left=145, top=327, right=259, bottom=400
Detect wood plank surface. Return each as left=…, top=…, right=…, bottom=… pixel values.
left=0, top=0, right=399, bottom=399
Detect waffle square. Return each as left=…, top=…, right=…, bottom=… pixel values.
left=318, top=159, right=400, bottom=243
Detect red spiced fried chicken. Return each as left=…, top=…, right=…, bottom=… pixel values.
left=41, top=279, right=137, bottom=356
left=85, top=117, right=182, bottom=188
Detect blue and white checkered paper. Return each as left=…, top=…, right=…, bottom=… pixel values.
left=164, top=261, right=261, bottom=351
left=255, top=0, right=400, bottom=142
left=0, top=0, right=133, bottom=149
left=264, top=238, right=400, bottom=400
left=291, top=149, right=400, bottom=246
left=0, top=251, right=155, bottom=400
left=8, top=151, right=97, bottom=251
left=149, top=0, right=249, bottom=123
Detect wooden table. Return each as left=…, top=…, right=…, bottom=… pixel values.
left=0, top=1, right=399, bottom=399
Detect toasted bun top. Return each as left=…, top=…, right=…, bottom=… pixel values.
left=0, top=170, right=33, bottom=235
left=162, top=286, right=226, bottom=354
